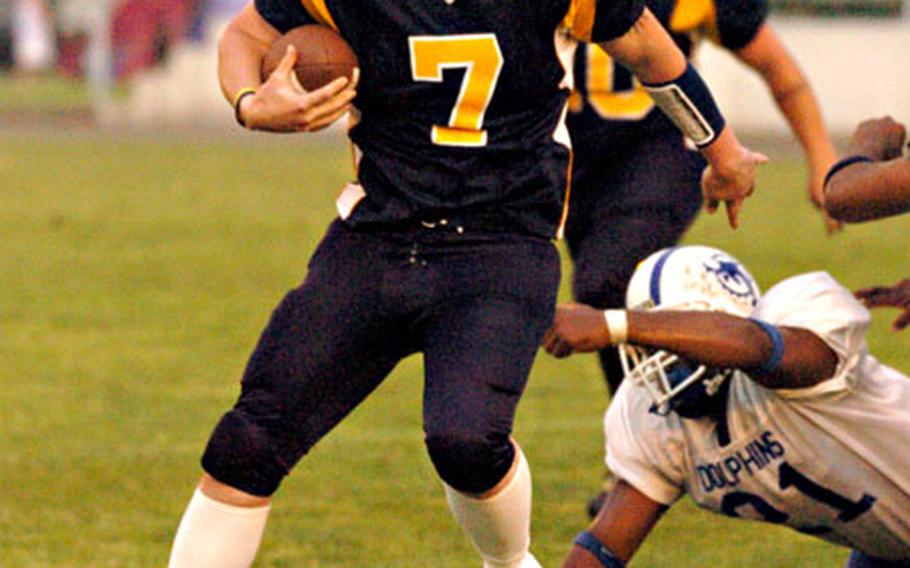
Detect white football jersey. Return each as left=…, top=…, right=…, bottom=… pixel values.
left=605, top=272, right=910, bottom=560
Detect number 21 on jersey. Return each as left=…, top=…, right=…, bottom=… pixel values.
left=722, top=461, right=877, bottom=533
left=409, top=34, right=503, bottom=147
left=585, top=43, right=654, bottom=121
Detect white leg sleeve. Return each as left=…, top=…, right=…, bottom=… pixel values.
left=168, top=488, right=271, bottom=568
left=444, top=447, right=539, bottom=568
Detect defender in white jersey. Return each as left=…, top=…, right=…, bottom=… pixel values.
left=542, top=245, right=910, bottom=568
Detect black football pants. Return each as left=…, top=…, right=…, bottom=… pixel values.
left=201, top=219, right=560, bottom=496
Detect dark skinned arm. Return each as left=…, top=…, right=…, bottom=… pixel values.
left=542, top=304, right=838, bottom=390
left=562, top=480, right=667, bottom=567
left=825, top=117, right=910, bottom=223
left=855, top=278, right=910, bottom=332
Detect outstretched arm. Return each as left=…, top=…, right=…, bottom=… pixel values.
left=599, top=9, right=767, bottom=229
left=824, top=118, right=910, bottom=330
left=824, top=117, right=910, bottom=223
left=563, top=480, right=667, bottom=568
left=542, top=304, right=837, bottom=390
left=218, top=3, right=357, bottom=132
left=856, top=278, right=910, bottom=331
left=734, top=24, right=838, bottom=232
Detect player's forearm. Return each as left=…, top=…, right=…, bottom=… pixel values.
left=825, top=160, right=910, bottom=222
left=627, top=310, right=772, bottom=370
left=546, top=305, right=764, bottom=365
left=627, top=310, right=836, bottom=389
left=824, top=117, right=910, bottom=222
left=738, top=25, right=836, bottom=167
left=217, top=4, right=278, bottom=103
left=697, top=125, right=742, bottom=173
left=762, top=61, right=836, bottom=168
left=547, top=305, right=832, bottom=388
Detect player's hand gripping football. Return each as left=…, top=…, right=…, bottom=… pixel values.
left=542, top=303, right=614, bottom=359
left=239, top=45, right=358, bottom=133
left=855, top=278, right=910, bottom=331
left=700, top=128, right=769, bottom=229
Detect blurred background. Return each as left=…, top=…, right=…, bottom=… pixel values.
left=0, top=0, right=908, bottom=131
left=0, top=0, right=244, bottom=126
left=3, top=2, right=910, bottom=566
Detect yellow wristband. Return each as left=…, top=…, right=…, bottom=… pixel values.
left=232, top=88, right=257, bottom=127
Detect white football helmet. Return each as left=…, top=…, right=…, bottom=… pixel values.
left=620, top=245, right=760, bottom=417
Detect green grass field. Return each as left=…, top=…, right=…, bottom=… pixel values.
left=3, top=130, right=909, bottom=567
left=0, top=75, right=90, bottom=116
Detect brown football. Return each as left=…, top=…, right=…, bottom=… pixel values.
left=260, top=25, right=358, bottom=91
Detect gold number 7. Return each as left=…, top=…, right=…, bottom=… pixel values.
left=409, top=34, right=504, bottom=147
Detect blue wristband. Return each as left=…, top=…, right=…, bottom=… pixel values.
left=749, top=318, right=785, bottom=374
left=823, top=155, right=873, bottom=188
left=573, top=531, right=626, bottom=568
left=643, top=63, right=726, bottom=148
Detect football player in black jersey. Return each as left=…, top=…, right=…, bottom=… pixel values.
left=167, top=1, right=765, bottom=566
left=565, top=0, right=836, bottom=397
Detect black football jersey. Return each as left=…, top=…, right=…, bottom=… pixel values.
left=255, top=0, right=645, bottom=238
left=568, top=0, right=768, bottom=147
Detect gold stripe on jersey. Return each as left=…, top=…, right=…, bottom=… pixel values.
left=669, top=0, right=720, bottom=43
left=561, top=0, right=597, bottom=42
left=668, top=0, right=713, bottom=32
left=703, top=2, right=721, bottom=44
left=556, top=148, right=574, bottom=240
left=299, top=0, right=339, bottom=31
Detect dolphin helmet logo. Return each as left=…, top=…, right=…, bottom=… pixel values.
left=703, top=254, right=758, bottom=306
